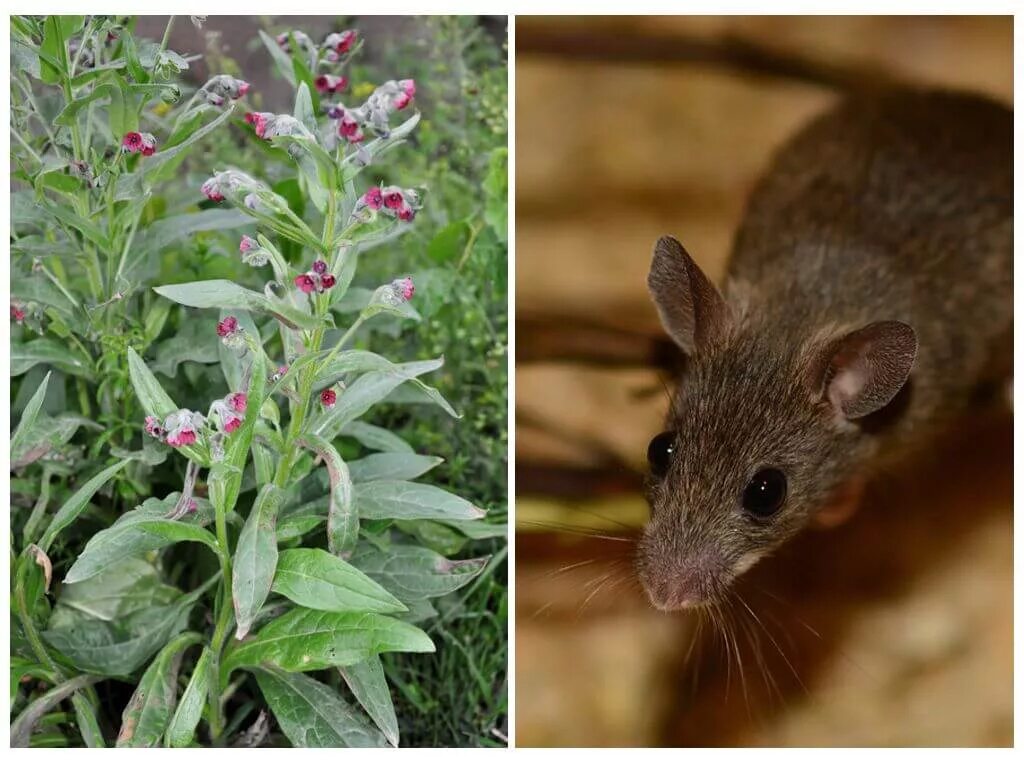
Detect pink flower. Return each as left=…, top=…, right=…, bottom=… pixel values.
left=139, top=133, right=157, bottom=156
left=338, top=115, right=360, bottom=139
left=294, top=274, right=316, bottom=293
left=237, top=81, right=250, bottom=97
left=320, top=274, right=336, bottom=290
left=212, top=396, right=244, bottom=434
left=216, top=315, right=239, bottom=338
left=397, top=205, right=415, bottom=222
left=11, top=304, right=25, bottom=323
left=382, top=187, right=404, bottom=210
left=227, top=392, right=247, bottom=413
left=144, top=415, right=164, bottom=438
left=399, top=79, right=416, bottom=98
left=187, top=498, right=198, bottom=512
left=245, top=111, right=270, bottom=139
left=325, top=30, right=357, bottom=55
left=201, top=178, right=224, bottom=202
left=239, top=235, right=258, bottom=254
left=347, top=127, right=364, bottom=144
left=320, top=389, right=337, bottom=407
left=163, top=408, right=204, bottom=447
left=122, top=132, right=144, bottom=152
left=363, top=186, right=383, bottom=210
left=312, top=259, right=328, bottom=275
left=394, top=276, right=415, bottom=301
left=315, top=74, right=347, bottom=94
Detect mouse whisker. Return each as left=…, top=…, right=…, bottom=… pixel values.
left=735, top=592, right=809, bottom=699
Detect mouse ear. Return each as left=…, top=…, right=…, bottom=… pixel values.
left=648, top=236, right=730, bottom=356
left=815, top=321, right=918, bottom=420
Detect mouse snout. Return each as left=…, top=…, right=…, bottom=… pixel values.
left=637, top=548, right=724, bottom=611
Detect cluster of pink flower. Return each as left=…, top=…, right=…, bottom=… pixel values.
left=198, top=74, right=251, bottom=107
left=358, top=185, right=420, bottom=222
left=294, top=259, right=337, bottom=294
left=243, top=111, right=313, bottom=142
left=276, top=28, right=357, bottom=61
left=211, top=392, right=248, bottom=433
left=325, top=79, right=416, bottom=145
left=145, top=409, right=205, bottom=447
left=201, top=169, right=259, bottom=203
left=238, top=235, right=271, bottom=267
left=216, top=314, right=247, bottom=349
left=315, top=74, right=348, bottom=95
left=122, top=131, right=157, bottom=156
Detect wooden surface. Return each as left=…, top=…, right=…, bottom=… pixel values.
left=514, top=15, right=1013, bottom=747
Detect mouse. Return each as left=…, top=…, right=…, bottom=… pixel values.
left=637, top=88, right=1012, bottom=611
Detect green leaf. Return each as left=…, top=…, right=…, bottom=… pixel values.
left=56, top=558, right=182, bottom=621
left=210, top=343, right=268, bottom=521
left=149, top=316, right=220, bottom=376
left=42, top=592, right=199, bottom=677
left=11, top=275, right=79, bottom=316
left=10, top=674, right=100, bottom=748
left=164, top=647, right=211, bottom=747
left=254, top=667, right=387, bottom=748
left=347, top=452, right=443, bottom=483
left=349, top=546, right=490, bottom=602
left=258, top=29, right=296, bottom=87
left=298, top=434, right=358, bottom=557
left=354, top=480, right=485, bottom=522
left=271, top=548, right=405, bottom=614
left=38, top=459, right=132, bottom=551
left=124, top=208, right=251, bottom=280
left=340, top=422, right=413, bottom=453
left=11, top=338, right=93, bottom=380
left=117, top=632, right=200, bottom=747
left=224, top=608, right=434, bottom=674
left=11, top=413, right=96, bottom=470
left=311, top=359, right=447, bottom=438
left=39, top=16, right=71, bottom=85
left=339, top=656, right=399, bottom=747
left=218, top=309, right=256, bottom=392
left=126, top=348, right=206, bottom=465
left=232, top=484, right=283, bottom=640
left=11, top=371, right=50, bottom=459
left=153, top=280, right=318, bottom=330
left=64, top=496, right=214, bottom=584
left=293, top=81, right=317, bottom=133
left=483, top=147, right=508, bottom=241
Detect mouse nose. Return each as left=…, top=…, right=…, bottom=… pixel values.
left=641, top=570, right=706, bottom=612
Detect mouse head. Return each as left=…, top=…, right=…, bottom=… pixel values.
left=638, top=236, right=917, bottom=611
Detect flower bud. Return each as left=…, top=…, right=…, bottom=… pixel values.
left=315, top=74, right=348, bottom=94
left=163, top=409, right=205, bottom=447
left=294, top=274, right=316, bottom=294
left=216, top=315, right=239, bottom=338
left=362, top=186, right=383, bottom=210
left=323, top=29, right=357, bottom=55
left=11, top=304, right=25, bottom=323
left=312, top=259, right=328, bottom=275
left=320, top=388, right=337, bottom=408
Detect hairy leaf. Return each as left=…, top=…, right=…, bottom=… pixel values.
left=117, top=632, right=200, bottom=747
left=298, top=434, right=358, bottom=557
left=339, top=656, right=400, bottom=747
left=354, top=480, right=485, bottom=522
left=38, top=458, right=131, bottom=550
left=349, top=546, right=490, bottom=602
left=224, top=607, right=434, bottom=673
left=11, top=338, right=94, bottom=380
left=10, top=371, right=50, bottom=459
left=347, top=452, right=443, bottom=483
left=164, top=646, right=211, bottom=747
left=153, top=280, right=317, bottom=330
left=271, top=548, right=405, bottom=614
left=253, top=667, right=386, bottom=748
left=232, top=484, right=282, bottom=640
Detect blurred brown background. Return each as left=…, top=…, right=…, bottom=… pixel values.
left=515, top=16, right=1012, bottom=747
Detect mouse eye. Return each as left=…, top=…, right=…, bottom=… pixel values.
left=742, top=468, right=787, bottom=518
left=647, top=431, right=677, bottom=477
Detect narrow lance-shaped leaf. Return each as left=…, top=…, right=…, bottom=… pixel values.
left=64, top=496, right=214, bottom=584
left=353, top=480, right=485, bottom=523
left=349, top=545, right=490, bottom=602
left=210, top=341, right=267, bottom=518
left=12, top=339, right=94, bottom=379
left=117, top=632, right=201, bottom=747
left=126, top=348, right=206, bottom=466
left=232, top=484, right=283, bottom=640
left=339, top=656, right=400, bottom=747
left=224, top=607, right=434, bottom=674
left=153, top=280, right=318, bottom=330
left=38, top=459, right=132, bottom=551
left=164, top=646, right=212, bottom=747
left=271, top=548, right=405, bottom=614
left=11, top=371, right=50, bottom=459
left=10, top=675, right=101, bottom=748
left=299, top=434, right=358, bottom=557
left=254, top=667, right=387, bottom=748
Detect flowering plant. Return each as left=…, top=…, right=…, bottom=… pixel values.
left=11, top=17, right=504, bottom=748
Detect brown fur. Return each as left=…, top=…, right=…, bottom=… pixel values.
left=639, top=89, right=1012, bottom=610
